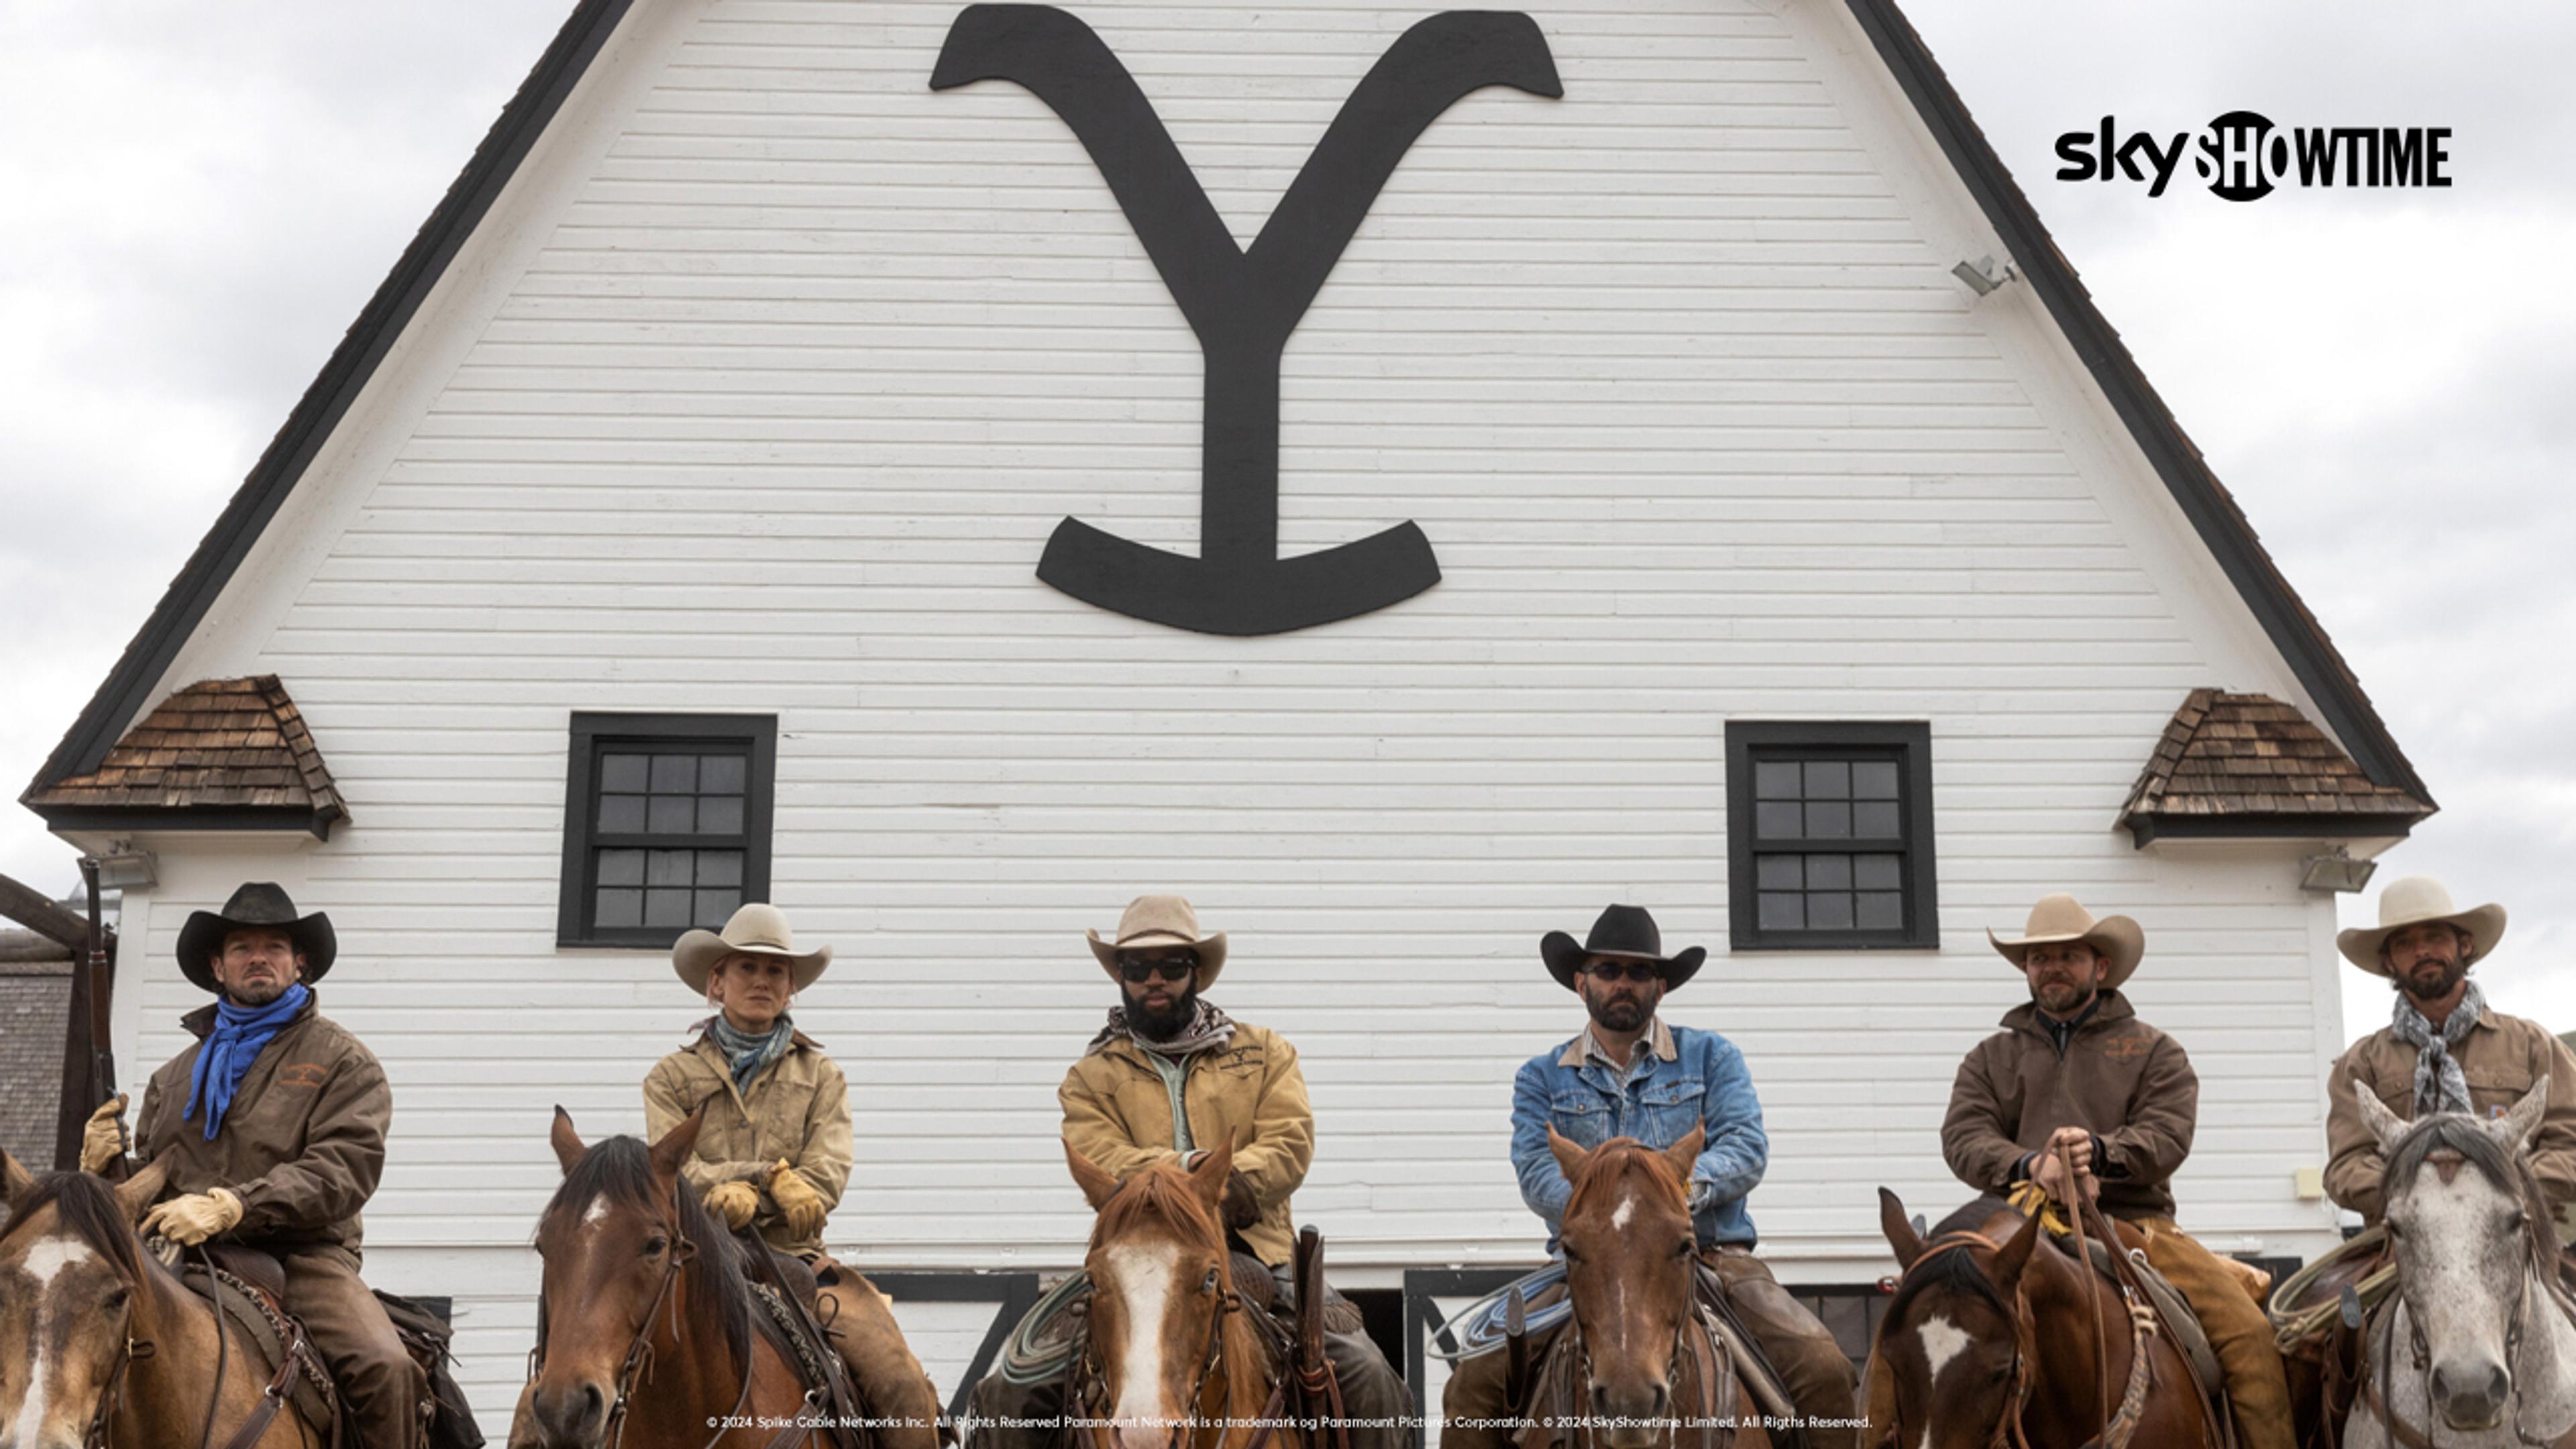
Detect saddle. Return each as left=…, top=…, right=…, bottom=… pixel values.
left=185, top=1242, right=484, bottom=1449
left=2047, top=1228, right=2227, bottom=1422
left=736, top=1236, right=873, bottom=1449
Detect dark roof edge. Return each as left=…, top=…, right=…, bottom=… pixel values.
left=1843, top=0, right=2432, bottom=805
left=2127, top=814, right=2425, bottom=849
left=25, top=806, right=338, bottom=841
left=25, top=0, right=637, bottom=801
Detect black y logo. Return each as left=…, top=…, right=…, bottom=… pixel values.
left=932, top=6, right=1561, bottom=634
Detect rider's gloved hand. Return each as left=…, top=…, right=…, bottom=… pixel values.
left=141, top=1187, right=242, bottom=1246
left=704, top=1179, right=761, bottom=1231
left=767, top=1160, right=828, bottom=1240
left=1220, top=1171, right=1260, bottom=1232
left=80, top=1094, right=129, bottom=1175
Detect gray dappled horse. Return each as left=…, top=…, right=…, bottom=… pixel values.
left=2346, top=1077, right=2576, bottom=1447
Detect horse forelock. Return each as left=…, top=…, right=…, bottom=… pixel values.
left=1562, top=1138, right=1688, bottom=1228
left=2385, top=1112, right=2562, bottom=1288
left=537, top=1135, right=755, bottom=1369
left=0, top=1173, right=147, bottom=1286
left=1089, top=1163, right=1222, bottom=1255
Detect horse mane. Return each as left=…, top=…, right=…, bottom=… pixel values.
left=0, top=1173, right=150, bottom=1285
left=1562, top=1138, right=1687, bottom=1220
left=2385, top=1112, right=2562, bottom=1285
left=1089, top=1163, right=1223, bottom=1251
left=541, top=1136, right=755, bottom=1368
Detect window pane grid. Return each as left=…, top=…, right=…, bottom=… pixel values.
left=1729, top=725, right=1934, bottom=950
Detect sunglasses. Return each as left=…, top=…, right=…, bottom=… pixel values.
left=1583, top=961, right=1664, bottom=985
left=1120, top=957, right=1198, bottom=984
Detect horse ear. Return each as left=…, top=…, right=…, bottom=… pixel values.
left=648, top=1102, right=707, bottom=1180
left=550, top=1106, right=588, bottom=1177
left=1548, top=1125, right=1589, bottom=1182
left=114, top=1159, right=168, bottom=1225
left=1991, top=1202, right=2043, bottom=1293
left=1660, top=1125, right=1704, bottom=1188
left=2353, top=1077, right=2411, bottom=1154
left=1189, top=1138, right=1234, bottom=1203
left=0, top=1147, right=32, bottom=1206
left=2489, top=1075, right=2550, bottom=1155
left=1065, top=1141, right=1123, bottom=1211
left=1878, top=1188, right=1925, bottom=1269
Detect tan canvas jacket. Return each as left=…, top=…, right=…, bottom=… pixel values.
left=1060, top=1021, right=1313, bottom=1266
left=643, top=1025, right=853, bottom=1258
left=133, top=994, right=391, bottom=1252
left=2324, top=1006, right=2576, bottom=1222
left=1941, top=990, right=2197, bottom=1222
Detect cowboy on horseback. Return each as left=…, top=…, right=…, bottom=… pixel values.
left=962, top=894, right=1410, bottom=1449
left=2323, top=877, right=2576, bottom=1232
left=78, top=881, right=431, bottom=1449
left=1941, top=894, right=2293, bottom=1449
left=1441, top=904, right=1860, bottom=1449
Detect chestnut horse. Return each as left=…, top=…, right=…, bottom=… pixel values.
left=1063, top=1139, right=1289, bottom=1449
left=526, top=1108, right=829, bottom=1449
left=1864, top=1190, right=2217, bottom=1449
left=0, top=1153, right=323, bottom=1449
left=1545, top=1126, right=1770, bottom=1449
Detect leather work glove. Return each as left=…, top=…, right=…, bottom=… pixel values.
left=704, top=1179, right=761, bottom=1231
left=80, top=1094, right=129, bottom=1175
left=1220, top=1170, right=1261, bottom=1232
left=141, top=1187, right=243, bottom=1246
left=767, top=1160, right=829, bottom=1240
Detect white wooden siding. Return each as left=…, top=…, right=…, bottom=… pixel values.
left=103, top=0, right=2360, bottom=1425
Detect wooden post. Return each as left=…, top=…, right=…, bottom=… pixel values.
left=30, top=864, right=117, bottom=1172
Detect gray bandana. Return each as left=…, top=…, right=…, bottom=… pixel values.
left=1089, top=1000, right=1237, bottom=1057
left=2390, top=978, right=2486, bottom=1116
left=705, top=1013, right=796, bottom=1091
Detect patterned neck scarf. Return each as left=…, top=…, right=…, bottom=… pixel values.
left=1089, top=999, right=1237, bottom=1057
left=2391, top=978, right=2485, bottom=1116
left=706, top=1013, right=796, bottom=1091
left=186, top=983, right=310, bottom=1140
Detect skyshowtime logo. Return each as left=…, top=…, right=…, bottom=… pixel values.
left=2056, top=113, right=2453, bottom=201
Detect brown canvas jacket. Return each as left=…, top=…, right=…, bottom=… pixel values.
left=1941, top=990, right=2197, bottom=1222
left=133, top=994, right=391, bottom=1252
left=1060, top=1020, right=1313, bottom=1266
left=2323, top=1006, right=2576, bottom=1222
left=643, top=1025, right=852, bottom=1257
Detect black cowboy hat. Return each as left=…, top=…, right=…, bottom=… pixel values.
left=1541, top=904, right=1705, bottom=992
left=174, top=883, right=337, bottom=993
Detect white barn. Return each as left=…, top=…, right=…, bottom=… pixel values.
left=23, top=0, right=2436, bottom=1430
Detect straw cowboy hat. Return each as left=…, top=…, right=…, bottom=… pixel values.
left=2337, top=876, right=2507, bottom=976
left=175, top=882, right=338, bottom=993
left=1987, top=894, right=2145, bottom=991
left=672, top=902, right=833, bottom=994
left=1087, top=894, right=1228, bottom=986
left=1541, top=904, right=1707, bottom=992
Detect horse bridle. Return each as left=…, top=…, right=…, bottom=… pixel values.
left=1880, top=1230, right=2040, bottom=1449
left=2363, top=1226, right=2576, bottom=1449
left=79, top=1244, right=319, bottom=1449
left=1556, top=1273, right=1733, bottom=1449
left=1069, top=1265, right=1242, bottom=1449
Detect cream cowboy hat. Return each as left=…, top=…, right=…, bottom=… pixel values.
left=2337, top=876, right=2506, bottom=977
left=1988, top=894, right=2145, bottom=991
left=672, top=902, right=833, bottom=994
left=1087, top=894, right=1228, bottom=987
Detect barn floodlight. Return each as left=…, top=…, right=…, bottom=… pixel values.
left=1951, top=256, right=2012, bottom=296
left=2298, top=849, right=2376, bottom=894
left=89, top=851, right=158, bottom=890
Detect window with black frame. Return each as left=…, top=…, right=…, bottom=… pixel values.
left=1725, top=721, right=1937, bottom=950
left=557, top=712, right=776, bottom=947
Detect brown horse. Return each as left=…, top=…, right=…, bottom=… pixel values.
left=1544, top=1126, right=1770, bottom=1449
left=527, top=1108, right=824, bottom=1449
left=1865, top=1191, right=2217, bottom=1449
left=1063, top=1139, right=1287, bottom=1449
left=0, top=1152, right=323, bottom=1449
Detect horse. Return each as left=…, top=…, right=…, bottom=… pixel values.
left=2343, top=1077, right=2576, bottom=1448
left=1062, top=1138, right=1290, bottom=1449
left=1544, top=1125, right=1772, bottom=1449
left=1864, top=1187, right=2218, bottom=1449
left=527, top=1106, right=835, bottom=1449
left=0, top=1151, right=324, bottom=1449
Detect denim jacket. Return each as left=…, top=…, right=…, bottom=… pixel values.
left=1511, top=1018, right=1769, bottom=1249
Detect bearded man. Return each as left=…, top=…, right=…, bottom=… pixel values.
left=2324, top=876, right=2576, bottom=1226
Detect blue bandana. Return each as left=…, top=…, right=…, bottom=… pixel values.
left=706, top=1013, right=796, bottom=1091
left=184, top=983, right=310, bottom=1140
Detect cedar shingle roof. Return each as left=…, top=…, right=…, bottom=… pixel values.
left=23, top=677, right=347, bottom=837
left=2121, top=689, right=2432, bottom=845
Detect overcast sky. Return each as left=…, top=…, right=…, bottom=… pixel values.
left=2, top=2, right=2567, bottom=1044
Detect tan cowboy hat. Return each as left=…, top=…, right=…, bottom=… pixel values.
left=1087, top=894, right=1228, bottom=987
left=672, top=902, right=832, bottom=994
left=2337, top=876, right=2507, bottom=976
left=1987, top=894, right=2145, bottom=991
